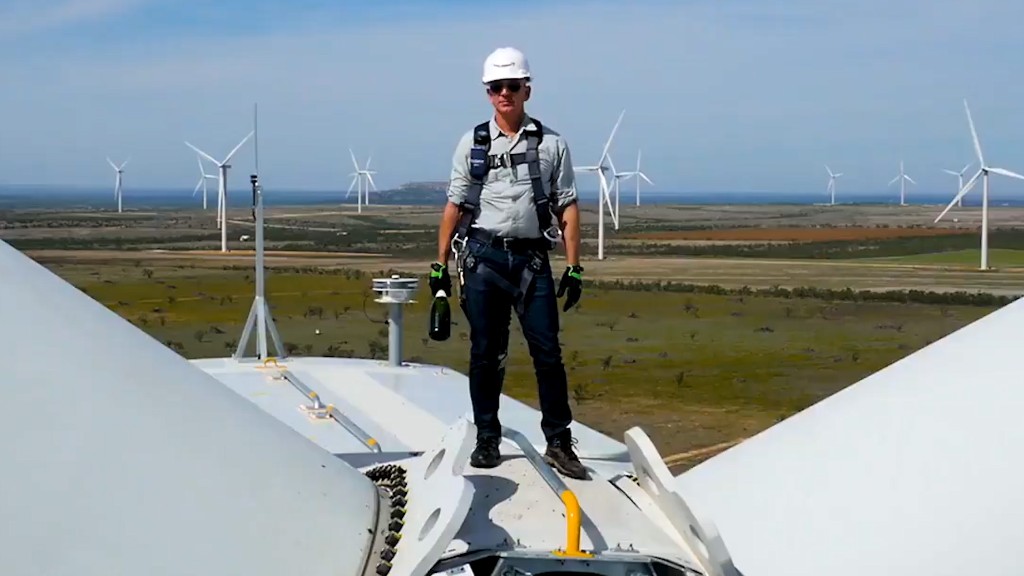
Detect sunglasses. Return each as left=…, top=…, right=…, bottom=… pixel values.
left=487, top=80, right=524, bottom=94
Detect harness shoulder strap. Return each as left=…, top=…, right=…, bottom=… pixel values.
left=453, top=122, right=491, bottom=243
left=522, top=118, right=554, bottom=236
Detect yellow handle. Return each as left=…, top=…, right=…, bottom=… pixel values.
left=553, top=490, right=593, bottom=558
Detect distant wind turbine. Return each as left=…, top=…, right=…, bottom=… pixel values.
left=934, top=99, right=1024, bottom=271
left=106, top=157, right=128, bottom=213
left=193, top=155, right=217, bottom=211
left=185, top=131, right=254, bottom=253
left=888, top=160, right=915, bottom=206
left=943, top=162, right=973, bottom=208
left=347, top=149, right=377, bottom=213
left=574, top=109, right=624, bottom=260
left=825, top=165, right=843, bottom=206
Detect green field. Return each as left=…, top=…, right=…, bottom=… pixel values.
left=50, top=260, right=999, bottom=464
left=867, top=248, right=1024, bottom=268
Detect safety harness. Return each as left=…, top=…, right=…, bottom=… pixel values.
left=450, top=118, right=562, bottom=315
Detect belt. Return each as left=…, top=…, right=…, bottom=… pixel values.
left=468, top=229, right=549, bottom=252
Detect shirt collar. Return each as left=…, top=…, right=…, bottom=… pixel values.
left=489, top=113, right=535, bottom=140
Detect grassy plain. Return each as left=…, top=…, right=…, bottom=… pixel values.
left=6, top=202, right=1023, bottom=468
left=50, top=258, right=998, bottom=467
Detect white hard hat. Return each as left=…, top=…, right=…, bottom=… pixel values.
left=482, top=47, right=531, bottom=84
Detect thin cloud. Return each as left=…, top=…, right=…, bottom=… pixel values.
left=0, top=0, right=143, bottom=37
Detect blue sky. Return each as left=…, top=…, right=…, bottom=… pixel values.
left=2, top=0, right=1024, bottom=199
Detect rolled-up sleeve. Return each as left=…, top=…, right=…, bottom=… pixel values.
left=446, top=131, right=474, bottom=205
left=552, top=137, right=577, bottom=211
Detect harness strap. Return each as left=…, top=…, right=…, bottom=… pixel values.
left=459, top=249, right=545, bottom=316
left=451, top=118, right=555, bottom=248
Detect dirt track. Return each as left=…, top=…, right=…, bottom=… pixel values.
left=27, top=249, right=1024, bottom=295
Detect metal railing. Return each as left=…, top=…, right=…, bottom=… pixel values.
left=501, top=426, right=593, bottom=558
left=259, top=358, right=381, bottom=453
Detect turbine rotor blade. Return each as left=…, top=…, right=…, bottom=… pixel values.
left=935, top=170, right=982, bottom=222
left=185, top=142, right=220, bottom=165
left=989, top=167, right=1024, bottom=181
left=964, top=99, right=985, bottom=167
left=599, top=109, right=625, bottom=166
left=223, top=131, right=254, bottom=164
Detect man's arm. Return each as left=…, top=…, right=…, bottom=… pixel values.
left=437, top=202, right=461, bottom=264
left=438, top=131, right=473, bottom=265
left=558, top=202, right=580, bottom=267
left=551, top=136, right=580, bottom=266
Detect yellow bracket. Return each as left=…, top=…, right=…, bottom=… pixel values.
left=256, top=357, right=284, bottom=370
left=552, top=490, right=594, bottom=558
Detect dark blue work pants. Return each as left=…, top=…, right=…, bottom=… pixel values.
left=459, top=237, right=572, bottom=444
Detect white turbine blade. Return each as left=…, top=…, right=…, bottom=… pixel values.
left=346, top=176, right=357, bottom=198
left=599, top=109, right=625, bottom=165
left=222, top=131, right=254, bottom=164
left=904, top=175, right=917, bottom=185
left=635, top=149, right=642, bottom=171
left=186, top=142, right=219, bottom=165
left=825, top=165, right=834, bottom=177
left=888, top=175, right=900, bottom=186
left=119, top=159, right=130, bottom=170
left=197, top=155, right=206, bottom=174
left=943, top=169, right=960, bottom=176
left=366, top=173, right=377, bottom=190
left=349, top=149, right=360, bottom=172
left=964, top=99, right=985, bottom=167
left=193, top=178, right=203, bottom=197
left=365, top=154, right=372, bottom=170
left=834, top=172, right=843, bottom=178
left=638, top=171, right=653, bottom=185
left=989, top=167, right=1024, bottom=181
left=935, top=170, right=982, bottom=223
left=575, top=166, right=600, bottom=172
left=961, top=162, right=972, bottom=174
left=107, top=157, right=117, bottom=171
left=608, top=155, right=618, bottom=176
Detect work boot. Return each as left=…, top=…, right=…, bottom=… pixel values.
left=470, top=436, right=501, bottom=469
left=544, top=434, right=588, bottom=480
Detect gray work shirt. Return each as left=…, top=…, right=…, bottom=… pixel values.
left=446, top=114, right=577, bottom=239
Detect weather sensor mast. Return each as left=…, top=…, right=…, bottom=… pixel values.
left=371, top=275, right=418, bottom=367
left=234, top=103, right=285, bottom=361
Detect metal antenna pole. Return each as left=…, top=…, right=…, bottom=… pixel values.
left=234, top=103, right=286, bottom=361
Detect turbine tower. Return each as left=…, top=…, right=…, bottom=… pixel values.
left=347, top=149, right=377, bottom=213
left=888, top=160, right=915, bottom=206
left=943, top=162, right=973, bottom=208
left=193, top=154, right=217, bottom=211
left=106, top=157, right=128, bottom=213
left=185, top=131, right=254, bottom=252
left=825, top=165, right=843, bottom=206
left=574, top=109, right=624, bottom=260
left=934, top=99, right=1024, bottom=271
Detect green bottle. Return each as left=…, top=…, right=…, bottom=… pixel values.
left=429, top=290, right=451, bottom=341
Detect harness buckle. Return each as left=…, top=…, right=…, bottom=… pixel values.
left=451, top=234, right=467, bottom=256
left=542, top=225, right=562, bottom=248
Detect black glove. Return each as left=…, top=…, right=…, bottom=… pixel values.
left=556, top=265, right=583, bottom=311
left=429, top=262, right=452, bottom=296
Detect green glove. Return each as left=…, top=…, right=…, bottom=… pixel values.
left=429, top=262, right=452, bottom=296
left=556, top=265, right=583, bottom=311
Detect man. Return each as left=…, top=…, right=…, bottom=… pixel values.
left=430, top=46, right=586, bottom=480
